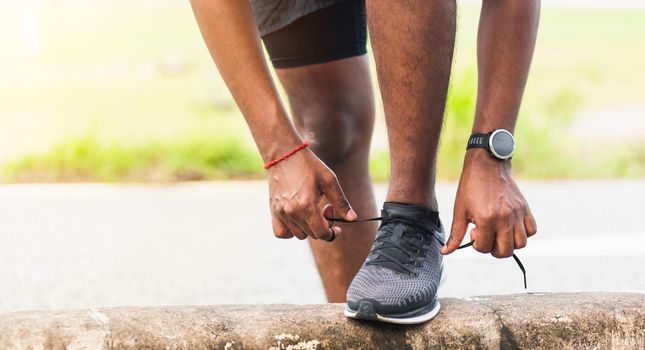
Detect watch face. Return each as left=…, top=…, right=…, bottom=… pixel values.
left=489, top=129, right=514, bottom=159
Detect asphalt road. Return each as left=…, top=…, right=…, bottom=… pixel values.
left=0, top=180, right=643, bottom=312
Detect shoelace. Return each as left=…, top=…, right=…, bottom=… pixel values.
left=366, top=217, right=438, bottom=275
left=327, top=216, right=527, bottom=289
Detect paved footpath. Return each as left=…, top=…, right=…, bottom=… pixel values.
left=0, top=180, right=642, bottom=312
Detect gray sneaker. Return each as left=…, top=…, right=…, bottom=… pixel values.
left=345, top=202, right=445, bottom=324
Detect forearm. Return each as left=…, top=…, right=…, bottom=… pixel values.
left=190, top=0, right=302, bottom=162
left=472, top=0, right=540, bottom=134
left=447, top=1, right=540, bottom=259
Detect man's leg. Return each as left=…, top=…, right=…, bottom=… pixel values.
left=366, top=0, right=456, bottom=210
left=342, top=0, right=456, bottom=324
left=276, top=56, right=378, bottom=302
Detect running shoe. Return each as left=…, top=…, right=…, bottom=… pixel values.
left=345, top=202, right=445, bottom=324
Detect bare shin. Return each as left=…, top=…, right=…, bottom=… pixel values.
left=367, top=0, right=457, bottom=210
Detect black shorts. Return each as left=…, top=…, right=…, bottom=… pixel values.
left=258, top=0, right=367, bottom=69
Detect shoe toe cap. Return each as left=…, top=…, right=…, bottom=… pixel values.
left=346, top=268, right=439, bottom=315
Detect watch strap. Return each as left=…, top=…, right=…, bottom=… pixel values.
left=466, top=133, right=490, bottom=150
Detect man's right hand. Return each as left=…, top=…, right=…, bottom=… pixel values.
left=268, top=147, right=357, bottom=241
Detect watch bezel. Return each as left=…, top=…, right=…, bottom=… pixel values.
left=488, top=129, right=515, bottom=160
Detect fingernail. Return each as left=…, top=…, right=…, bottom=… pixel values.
left=333, top=226, right=342, bottom=235
left=347, top=209, right=357, bottom=221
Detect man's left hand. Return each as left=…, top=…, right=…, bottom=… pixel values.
left=441, top=149, right=537, bottom=258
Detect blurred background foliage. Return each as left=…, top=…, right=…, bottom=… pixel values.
left=0, top=0, right=643, bottom=182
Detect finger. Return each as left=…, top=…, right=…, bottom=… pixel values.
left=514, top=219, right=528, bottom=249
left=307, top=208, right=340, bottom=241
left=320, top=174, right=357, bottom=221
left=272, top=217, right=294, bottom=239
left=290, top=206, right=319, bottom=239
left=282, top=203, right=313, bottom=239
left=322, top=204, right=335, bottom=220
left=322, top=226, right=342, bottom=242
left=321, top=204, right=343, bottom=242
left=491, top=225, right=514, bottom=258
left=524, top=208, right=538, bottom=237
left=472, top=221, right=495, bottom=254
left=442, top=211, right=468, bottom=255
left=282, top=215, right=307, bottom=240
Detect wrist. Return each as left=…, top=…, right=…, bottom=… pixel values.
left=464, top=148, right=512, bottom=173
left=254, top=121, right=303, bottom=164
left=263, top=141, right=310, bottom=170
left=471, top=111, right=516, bottom=135
left=260, top=135, right=304, bottom=163
left=244, top=102, right=304, bottom=163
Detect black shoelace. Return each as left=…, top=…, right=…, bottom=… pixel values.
left=327, top=216, right=527, bottom=289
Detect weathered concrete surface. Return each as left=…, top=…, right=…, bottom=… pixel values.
left=0, top=293, right=642, bottom=350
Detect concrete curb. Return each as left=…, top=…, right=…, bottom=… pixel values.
left=0, top=293, right=642, bottom=349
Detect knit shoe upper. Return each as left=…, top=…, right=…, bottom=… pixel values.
left=346, top=202, right=445, bottom=316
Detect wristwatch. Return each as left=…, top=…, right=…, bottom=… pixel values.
left=467, top=129, right=515, bottom=160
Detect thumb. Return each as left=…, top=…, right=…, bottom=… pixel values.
left=320, top=174, right=357, bottom=221
left=442, top=212, right=468, bottom=255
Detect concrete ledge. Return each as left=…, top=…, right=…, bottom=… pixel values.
left=0, top=293, right=642, bottom=349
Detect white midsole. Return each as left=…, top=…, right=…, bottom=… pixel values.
left=344, top=301, right=441, bottom=325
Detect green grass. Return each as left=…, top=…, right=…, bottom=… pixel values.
left=2, top=134, right=263, bottom=182
left=369, top=69, right=644, bottom=181
left=5, top=73, right=641, bottom=182
left=0, top=1, right=643, bottom=182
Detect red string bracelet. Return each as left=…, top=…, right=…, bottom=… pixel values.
left=263, top=141, right=310, bottom=170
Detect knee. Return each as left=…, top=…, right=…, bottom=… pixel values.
left=292, top=98, right=374, bottom=167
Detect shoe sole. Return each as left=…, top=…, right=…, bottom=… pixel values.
left=344, top=262, right=446, bottom=325
left=344, top=300, right=441, bottom=325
